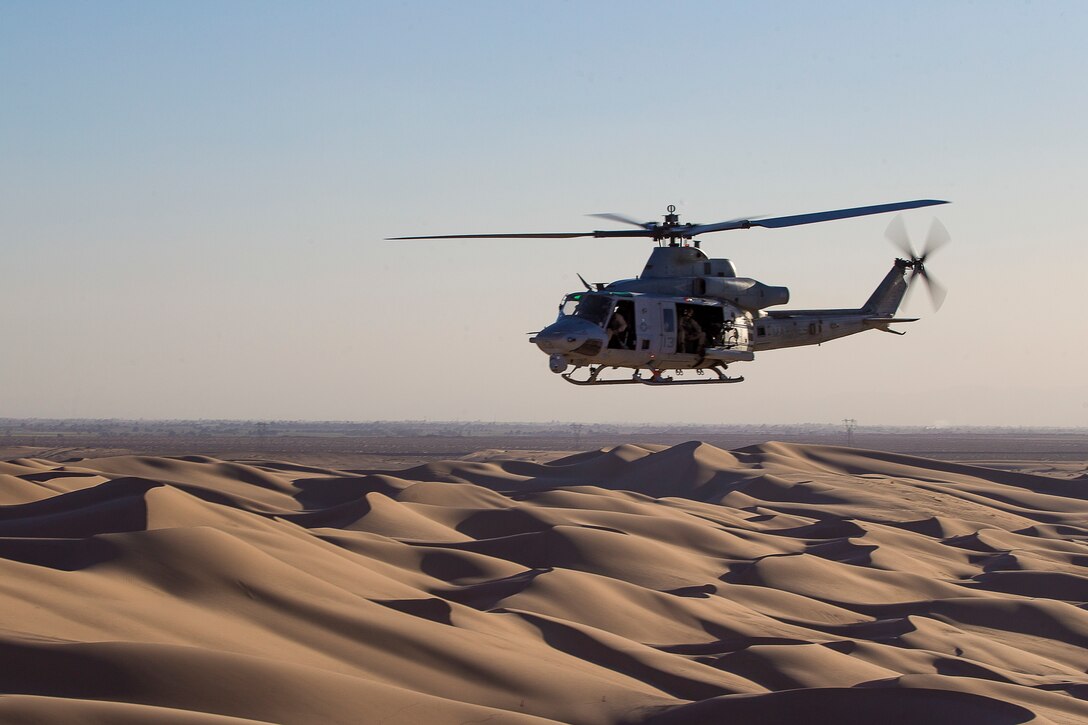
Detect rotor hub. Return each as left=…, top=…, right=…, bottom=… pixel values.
left=663, top=204, right=679, bottom=226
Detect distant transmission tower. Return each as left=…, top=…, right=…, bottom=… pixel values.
left=842, top=418, right=857, bottom=446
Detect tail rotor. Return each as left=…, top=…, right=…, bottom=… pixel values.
left=886, top=216, right=949, bottom=311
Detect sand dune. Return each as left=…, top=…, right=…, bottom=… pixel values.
left=1, top=442, right=1086, bottom=723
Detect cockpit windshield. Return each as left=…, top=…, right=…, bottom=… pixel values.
left=559, top=293, right=613, bottom=327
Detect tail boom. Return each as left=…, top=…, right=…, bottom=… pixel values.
left=752, top=260, right=917, bottom=351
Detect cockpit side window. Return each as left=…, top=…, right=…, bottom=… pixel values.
left=559, top=294, right=613, bottom=327
left=560, top=297, right=581, bottom=317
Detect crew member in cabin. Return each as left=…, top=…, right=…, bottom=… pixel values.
left=607, top=309, right=629, bottom=349
left=679, top=308, right=706, bottom=354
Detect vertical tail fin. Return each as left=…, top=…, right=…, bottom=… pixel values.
left=863, top=260, right=911, bottom=315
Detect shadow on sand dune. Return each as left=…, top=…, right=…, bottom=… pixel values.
left=1, top=441, right=1086, bottom=724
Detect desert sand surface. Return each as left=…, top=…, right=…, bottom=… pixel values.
left=4, top=420, right=1087, bottom=471
left=2, top=440, right=1087, bottom=723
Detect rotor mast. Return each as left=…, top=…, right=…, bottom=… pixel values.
left=657, top=204, right=695, bottom=247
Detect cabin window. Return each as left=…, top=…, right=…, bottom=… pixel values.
left=641, top=339, right=650, bottom=350
left=663, top=308, right=675, bottom=333
left=560, top=293, right=612, bottom=327
left=757, top=326, right=766, bottom=336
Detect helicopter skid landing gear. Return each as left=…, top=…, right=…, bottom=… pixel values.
left=561, top=365, right=744, bottom=386
left=641, top=364, right=743, bottom=386
left=561, top=366, right=646, bottom=386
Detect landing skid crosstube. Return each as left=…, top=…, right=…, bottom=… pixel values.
left=561, top=366, right=744, bottom=386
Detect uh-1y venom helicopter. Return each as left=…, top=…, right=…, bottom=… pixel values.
left=390, top=199, right=950, bottom=386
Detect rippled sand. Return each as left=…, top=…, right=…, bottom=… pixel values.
left=1, top=442, right=1086, bottom=723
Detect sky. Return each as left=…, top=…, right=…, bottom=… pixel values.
left=2, top=1, right=1086, bottom=427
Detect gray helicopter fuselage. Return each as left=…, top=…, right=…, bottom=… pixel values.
left=532, top=290, right=755, bottom=372
left=531, top=245, right=916, bottom=376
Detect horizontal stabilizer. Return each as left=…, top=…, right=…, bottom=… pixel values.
left=863, top=317, right=919, bottom=326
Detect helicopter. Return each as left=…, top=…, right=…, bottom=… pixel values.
left=389, top=199, right=950, bottom=386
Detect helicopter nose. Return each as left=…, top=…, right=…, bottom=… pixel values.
left=531, top=318, right=603, bottom=354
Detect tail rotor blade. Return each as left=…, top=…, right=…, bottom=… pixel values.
left=923, top=218, right=951, bottom=258
left=885, top=215, right=915, bottom=258
left=919, top=269, right=947, bottom=311
left=902, top=271, right=919, bottom=310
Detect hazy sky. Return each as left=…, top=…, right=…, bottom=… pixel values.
left=2, top=2, right=1086, bottom=427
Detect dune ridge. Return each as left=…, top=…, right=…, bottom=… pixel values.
left=1, top=441, right=1086, bottom=723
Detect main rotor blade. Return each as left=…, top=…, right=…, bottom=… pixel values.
left=587, top=212, right=652, bottom=228
left=751, top=200, right=950, bottom=230
left=681, top=215, right=767, bottom=235
left=923, top=218, right=951, bottom=258
left=386, top=232, right=596, bottom=240
left=885, top=215, right=915, bottom=258
left=388, top=199, right=950, bottom=241
left=593, top=229, right=658, bottom=238
left=687, top=199, right=949, bottom=236
left=684, top=217, right=759, bottom=235
left=388, top=229, right=659, bottom=240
